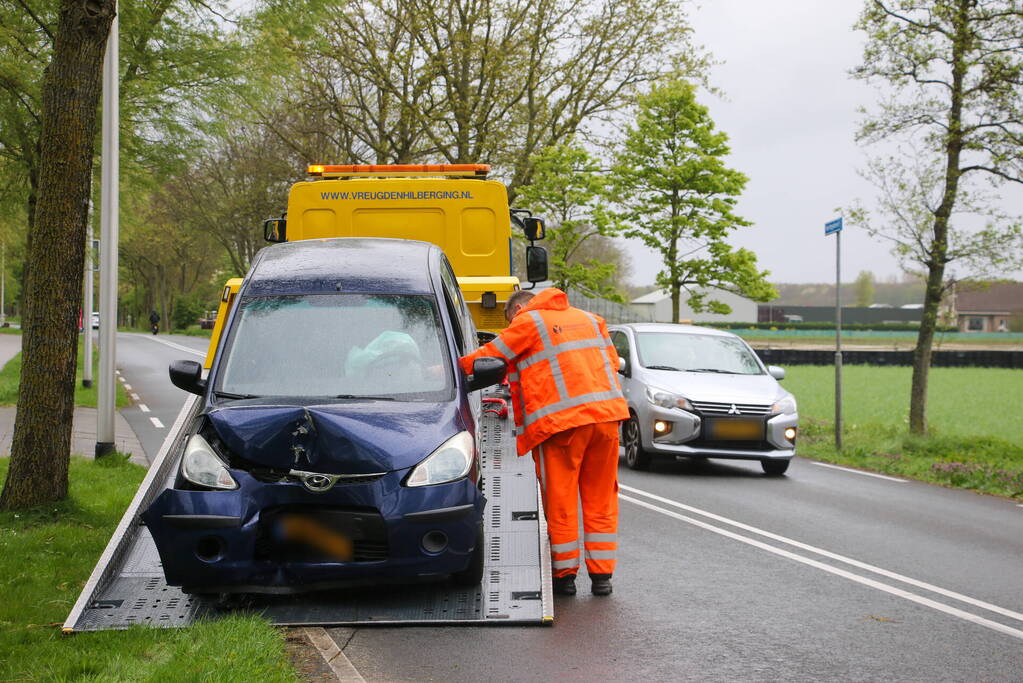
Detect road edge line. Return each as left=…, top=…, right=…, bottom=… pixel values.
left=620, top=493, right=1023, bottom=642
left=810, top=461, right=906, bottom=482
left=304, top=627, right=366, bottom=682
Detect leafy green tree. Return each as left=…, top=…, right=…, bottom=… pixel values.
left=854, top=270, right=876, bottom=307
left=516, top=142, right=624, bottom=300
left=611, top=79, right=775, bottom=323
left=852, top=0, right=1023, bottom=435
left=1, top=0, right=115, bottom=510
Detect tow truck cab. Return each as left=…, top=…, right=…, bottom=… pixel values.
left=147, top=238, right=508, bottom=592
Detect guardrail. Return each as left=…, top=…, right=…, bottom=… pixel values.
left=755, top=348, right=1023, bottom=369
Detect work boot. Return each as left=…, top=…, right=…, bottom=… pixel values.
left=553, top=574, right=577, bottom=596
left=590, top=573, right=613, bottom=596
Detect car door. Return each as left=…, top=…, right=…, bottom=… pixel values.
left=610, top=329, right=636, bottom=409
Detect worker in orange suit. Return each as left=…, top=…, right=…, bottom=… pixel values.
left=459, top=288, right=629, bottom=596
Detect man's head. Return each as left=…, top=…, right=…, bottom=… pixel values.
left=504, top=290, right=534, bottom=323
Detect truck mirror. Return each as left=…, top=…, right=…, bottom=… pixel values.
left=467, top=357, right=507, bottom=392
left=523, top=216, right=545, bottom=241
left=169, top=360, right=207, bottom=396
left=526, top=246, right=548, bottom=283
left=263, top=217, right=286, bottom=243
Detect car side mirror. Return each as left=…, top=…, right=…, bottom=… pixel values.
left=264, top=216, right=286, bottom=243
left=526, top=246, right=548, bottom=283
left=618, top=356, right=627, bottom=375
left=768, top=365, right=785, bottom=380
left=467, top=357, right=507, bottom=392
left=523, top=216, right=546, bottom=241
left=169, top=360, right=207, bottom=395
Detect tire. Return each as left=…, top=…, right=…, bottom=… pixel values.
left=451, top=522, right=485, bottom=586
left=761, top=458, right=790, bottom=476
left=622, top=414, right=651, bottom=471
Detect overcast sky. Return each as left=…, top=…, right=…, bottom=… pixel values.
left=623, top=0, right=898, bottom=287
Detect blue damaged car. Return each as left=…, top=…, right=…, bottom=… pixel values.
left=142, top=238, right=507, bottom=594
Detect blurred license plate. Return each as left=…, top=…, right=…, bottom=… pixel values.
left=705, top=418, right=763, bottom=441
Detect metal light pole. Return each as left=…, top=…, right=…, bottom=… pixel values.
left=83, top=205, right=94, bottom=388
left=96, top=11, right=119, bottom=457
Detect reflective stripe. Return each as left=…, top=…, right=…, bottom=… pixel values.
left=584, top=313, right=619, bottom=391
left=551, top=542, right=578, bottom=553
left=523, top=389, right=624, bottom=427
left=584, top=533, right=617, bottom=544
left=585, top=549, right=616, bottom=560
left=552, top=558, right=580, bottom=570
left=527, top=312, right=570, bottom=401
left=491, top=337, right=515, bottom=360
left=517, top=337, right=607, bottom=371
left=507, top=371, right=519, bottom=383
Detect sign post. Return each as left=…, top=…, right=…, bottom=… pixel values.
left=825, top=217, right=843, bottom=449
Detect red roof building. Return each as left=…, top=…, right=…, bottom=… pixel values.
left=953, top=281, right=1023, bottom=332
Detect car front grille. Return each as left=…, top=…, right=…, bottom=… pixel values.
left=687, top=437, right=774, bottom=452
left=690, top=400, right=772, bottom=416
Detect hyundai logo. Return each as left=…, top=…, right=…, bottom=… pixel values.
left=288, top=470, right=341, bottom=493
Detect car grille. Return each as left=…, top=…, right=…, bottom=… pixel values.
left=690, top=400, right=772, bottom=416
left=687, top=437, right=774, bottom=452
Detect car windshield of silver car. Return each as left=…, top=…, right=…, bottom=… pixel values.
left=636, top=332, right=762, bottom=375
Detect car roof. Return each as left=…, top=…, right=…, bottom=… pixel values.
left=244, top=238, right=439, bottom=296
left=610, top=322, right=740, bottom=339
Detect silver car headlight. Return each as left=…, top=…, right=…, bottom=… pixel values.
left=181, top=433, right=238, bottom=490
left=645, top=386, right=694, bottom=412
left=406, top=431, right=475, bottom=487
left=771, top=395, right=797, bottom=415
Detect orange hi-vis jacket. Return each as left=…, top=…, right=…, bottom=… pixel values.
left=459, top=289, right=629, bottom=455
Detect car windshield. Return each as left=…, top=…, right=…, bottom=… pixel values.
left=217, top=294, right=452, bottom=400
left=636, top=332, right=763, bottom=375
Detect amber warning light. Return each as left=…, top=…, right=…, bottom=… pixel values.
left=307, top=163, right=490, bottom=177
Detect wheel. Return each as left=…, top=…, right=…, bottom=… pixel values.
left=622, top=414, right=651, bottom=470
left=451, top=522, right=485, bottom=586
left=761, top=458, right=790, bottom=476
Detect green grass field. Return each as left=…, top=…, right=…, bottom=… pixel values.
left=783, top=365, right=1023, bottom=498
left=0, top=336, right=129, bottom=407
left=0, top=457, right=297, bottom=681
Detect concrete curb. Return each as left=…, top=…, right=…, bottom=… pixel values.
left=304, top=627, right=366, bottom=682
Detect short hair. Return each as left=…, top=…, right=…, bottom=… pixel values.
left=505, top=290, right=534, bottom=313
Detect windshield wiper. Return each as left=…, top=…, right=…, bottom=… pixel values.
left=645, top=365, right=680, bottom=371
left=334, top=394, right=396, bottom=401
left=687, top=368, right=739, bottom=374
left=213, top=390, right=262, bottom=400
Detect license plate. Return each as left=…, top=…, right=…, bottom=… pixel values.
left=705, top=418, right=763, bottom=441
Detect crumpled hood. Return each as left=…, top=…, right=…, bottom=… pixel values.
left=208, top=401, right=463, bottom=475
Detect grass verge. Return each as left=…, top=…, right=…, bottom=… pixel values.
left=0, top=456, right=298, bottom=682
left=0, top=336, right=128, bottom=407
left=784, top=365, right=1023, bottom=499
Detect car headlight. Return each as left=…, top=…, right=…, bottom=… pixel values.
left=181, top=433, right=238, bottom=490
left=406, top=431, right=475, bottom=487
left=771, top=395, right=797, bottom=415
left=645, top=386, right=694, bottom=411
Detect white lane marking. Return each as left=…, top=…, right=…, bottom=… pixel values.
left=123, top=384, right=132, bottom=391
left=130, top=393, right=140, bottom=401
left=139, top=404, right=150, bottom=413
left=149, top=417, right=165, bottom=429
left=620, top=493, right=1023, bottom=641
left=811, top=461, right=906, bottom=482
left=118, top=376, right=126, bottom=383
left=620, top=483, right=1023, bottom=624
left=134, top=333, right=205, bottom=358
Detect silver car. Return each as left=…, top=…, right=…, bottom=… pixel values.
left=608, top=323, right=798, bottom=475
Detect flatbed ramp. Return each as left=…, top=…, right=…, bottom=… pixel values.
left=64, top=393, right=552, bottom=632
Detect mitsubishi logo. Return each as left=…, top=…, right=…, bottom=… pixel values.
left=728, top=404, right=741, bottom=415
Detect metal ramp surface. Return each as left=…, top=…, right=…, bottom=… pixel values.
left=64, top=393, right=552, bottom=632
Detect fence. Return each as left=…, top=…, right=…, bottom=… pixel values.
left=754, top=348, right=1023, bottom=369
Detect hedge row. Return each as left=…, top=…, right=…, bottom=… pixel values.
left=693, top=321, right=957, bottom=333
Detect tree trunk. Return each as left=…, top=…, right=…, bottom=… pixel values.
left=670, top=285, right=680, bottom=324
left=909, top=258, right=946, bottom=435
left=0, top=0, right=115, bottom=510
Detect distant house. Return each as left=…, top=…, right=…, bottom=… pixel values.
left=953, top=281, right=1023, bottom=332
left=631, top=288, right=757, bottom=323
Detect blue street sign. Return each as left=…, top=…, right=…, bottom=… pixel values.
left=825, top=217, right=843, bottom=235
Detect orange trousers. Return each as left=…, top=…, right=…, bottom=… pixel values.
left=532, top=421, right=620, bottom=578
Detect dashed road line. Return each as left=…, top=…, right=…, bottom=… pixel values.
left=811, top=461, right=906, bottom=482
left=130, top=393, right=140, bottom=401
left=139, top=404, right=150, bottom=413
left=123, top=384, right=132, bottom=391
left=149, top=417, right=165, bottom=429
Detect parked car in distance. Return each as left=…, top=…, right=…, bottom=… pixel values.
left=608, top=323, right=798, bottom=475
left=91, top=312, right=99, bottom=329
left=144, top=238, right=507, bottom=594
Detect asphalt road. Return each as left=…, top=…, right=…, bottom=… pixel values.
left=116, top=336, right=1023, bottom=681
